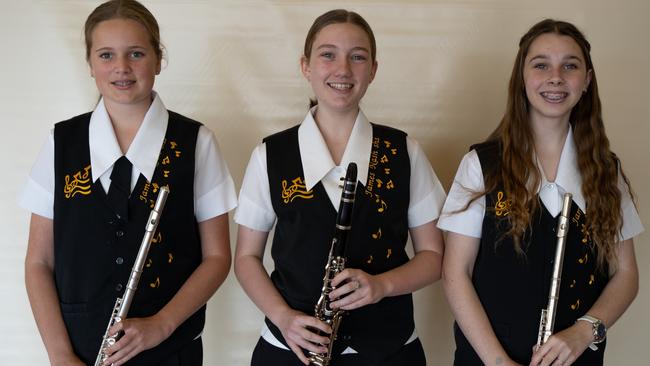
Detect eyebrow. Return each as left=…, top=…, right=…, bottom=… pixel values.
left=528, top=54, right=583, bottom=63
left=316, top=44, right=370, bottom=53
left=94, top=45, right=148, bottom=52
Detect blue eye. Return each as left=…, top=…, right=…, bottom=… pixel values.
left=533, top=63, right=548, bottom=70
left=351, top=54, right=367, bottom=62
left=130, top=51, right=145, bottom=59
left=564, top=63, right=578, bottom=70
left=320, top=52, right=334, bottom=59
left=99, top=52, right=112, bottom=60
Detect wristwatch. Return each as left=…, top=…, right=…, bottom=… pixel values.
left=577, top=314, right=606, bottom=351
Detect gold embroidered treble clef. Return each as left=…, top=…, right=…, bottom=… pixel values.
left=64, top=165, right=92, bottom=198
left=495, top=191, right=511, bottom=216
left=281, top=177, right=314, bottom=203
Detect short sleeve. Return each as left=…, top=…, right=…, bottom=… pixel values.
left=17, top=131, right=55, bottom=219
left=234, top=143, right=277, bottom=232
left=406, top=136, right=447, bottom=228
left=194, top=125, right=237, bottom=222
left=437, top=150, right=486, bottom=238
left=618, top=170, right=644, bottom=240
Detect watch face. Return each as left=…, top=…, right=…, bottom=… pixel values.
left=595, top=323, right=607, bottom=341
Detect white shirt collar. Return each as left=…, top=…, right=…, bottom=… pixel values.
left=537, top=126, right=585, bottom=214
left=298, top=107, right=372, bottom=190
left=89, top=91, right=168, bottom=184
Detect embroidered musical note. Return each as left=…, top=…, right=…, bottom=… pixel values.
left=146, top=258, right=152, bottom=268
left=570, top=279, right=576, bottom=288
left=152, top=232, right=162, bottom=244
left=391, top=148, right=397, bottom=155
left=374, top=194, right=387, bottom=213
left=175, top=151, right=181, bottom=157
left=383, top=140, right=392, bottom=148
left=281, top=177, right=314, bottom=203
left=162, top=156, right=170, bottom=165
left=163, top=170, right=170, bottom=178
left=150, top=277, right=160, bottom=288
left=570, top=299, right=580, bottom=310
left=366, top=255, right=374, bottom=264
left=588, top=274, right=595, bottom=285
left=386, top=180, right=395, bottom=189
left=152, top=182, right=159, bottom=193
left=376, top=179, right=383, bottom=188
left=494, top=191, right=511, bottom=216
left=372, top=228, right=382, bottom=239
left=386, top=248, right=392, bottom=259
left=64, top=165, right=92, bottom=198
left=170, top=141, right=178, bottom=150
left=384, top=168, right=391, bottom=175
left=380, top=155, right=389, bottom=164
left=168, top=253, right=174, bottom=263
left=578, top=253, right=588, bottom=264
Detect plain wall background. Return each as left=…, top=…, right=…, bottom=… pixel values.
left=1, top=0, right=647, bottom=364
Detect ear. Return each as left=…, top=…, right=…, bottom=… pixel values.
left=584, top=69, right=593, bottom=92
left=300, top=55, right=311, bottom=81
left=89, top=62, right=95, bottom=78
left=369, top=60, right=378, bottom=84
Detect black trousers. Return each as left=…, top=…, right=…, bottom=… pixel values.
left=250, top=337, right=426, bottom=366
left=156, top=337, right=203, bottom=366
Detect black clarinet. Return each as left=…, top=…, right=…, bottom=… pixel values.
left=308, top=162, right=358, bottom=366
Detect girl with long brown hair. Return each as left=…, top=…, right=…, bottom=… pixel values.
left=438, top=19, right=643, bottom=366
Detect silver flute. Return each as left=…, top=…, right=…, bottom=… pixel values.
left=308, top=163, right=358, bottom=366
left=536, top=192, right=573, bottom=347
left=94, top=186, right=170, bottom=366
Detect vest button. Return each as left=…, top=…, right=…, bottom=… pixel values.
left=115, top=283, right=123, bottom=292
left=116, top=230, right=124, bottom=237
left=116, top=257, right=124, bottom=265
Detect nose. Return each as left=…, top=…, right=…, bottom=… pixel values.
left=547, top=67, right=564, bottom=86
left=114, top=55, right=132, bottom=74
left=335, top=58, right=352, bottom=77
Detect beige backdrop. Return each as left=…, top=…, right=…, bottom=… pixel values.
left=1, top=0, right=647, bottom=364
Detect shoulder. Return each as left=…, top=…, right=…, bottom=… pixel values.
left=167, top=110, right=203, bottom=128
left=54, top=112, right=93, bottom=130
left=370, top=122, right=408, bottom=139
left=470, top=139, right=501, bottom=177
left=262, top=124, right=300, bottom=144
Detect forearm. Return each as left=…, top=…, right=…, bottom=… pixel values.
left=583, top=256, right=638, bottom=328
left=155, top=253, right=231, bottom=334
left=443, top=271, right=512, bottom=365
left=376, top=249, right=441, bottom=297
left=25, top=262, right=78, bottom=363
left=235, top=254, right=296, bottom=326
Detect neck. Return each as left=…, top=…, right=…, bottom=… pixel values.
left=104, top=98, right=152, bottom=154
left=531, top=115, right=570, bottom=181
left=313, top=105, right=359, bottom=165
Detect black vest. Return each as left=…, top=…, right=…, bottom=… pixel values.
left=53, top=111, right=205, bottom=365
left=453, top=141, right=608, bottom=365
left=264, top=123, right=414, bottom=361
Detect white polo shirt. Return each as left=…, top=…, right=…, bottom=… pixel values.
left=18, top=92, right=237, bottom=222
left=437, top=127, right=643, bottom=240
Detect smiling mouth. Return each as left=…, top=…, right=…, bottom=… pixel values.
left=328, top=82, right=353, bottom=90
left=112, top=80, right=135, bottom=88
left=540, top=91, right=568, bottom=103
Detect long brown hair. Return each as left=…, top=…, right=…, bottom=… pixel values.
left=484, top=19, right=632, bottom=270
left=84, top=0, right=163, bottom=62
left=303, top=9, right=377, bottom=108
